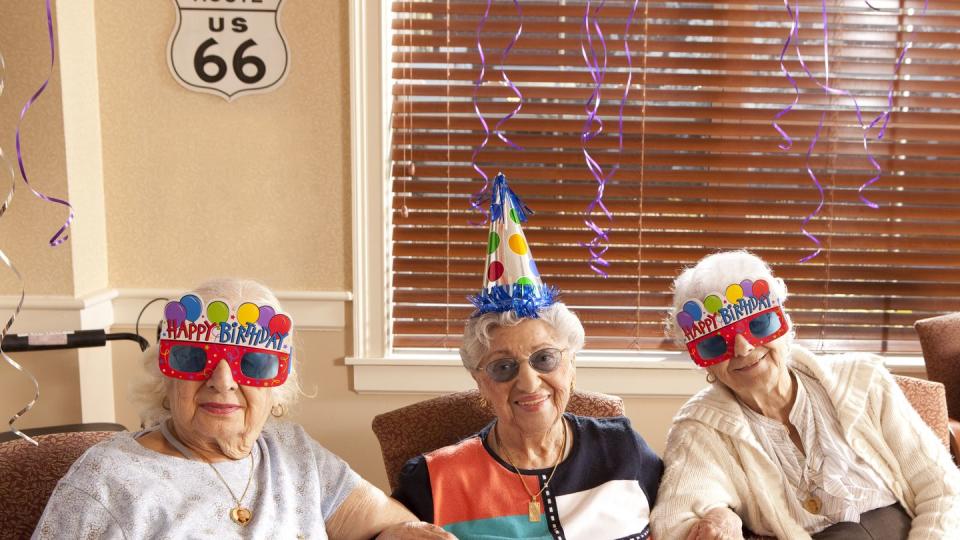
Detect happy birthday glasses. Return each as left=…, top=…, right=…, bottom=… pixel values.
left=159, top=340, right=290, bottom=387
left=686, top=305, right=789, bottom=367
left=477, top=348, right=565, bottom=383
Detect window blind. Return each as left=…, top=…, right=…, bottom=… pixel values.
left=389, top=0, right=960, bottom=353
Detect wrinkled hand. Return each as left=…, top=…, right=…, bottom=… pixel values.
left=376, top=521, right=457, bottom=539
left=684, top=507, right=744, bottom=540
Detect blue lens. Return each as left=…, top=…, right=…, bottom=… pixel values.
left=169, top=345, right=207, bottom=372
left=696, top=335, right=728, bottom=360
left=484, top=359, right=520, bottom=383
left=240, top=352, right=280, bottom=380
left=529, top=349, right=562, bottom=373
left=749, top=312, right=782, bottom=339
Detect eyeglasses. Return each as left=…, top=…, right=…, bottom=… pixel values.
left=686, top=306, right=789, bottom=367
left=476, top=348, right=565, bottom=383
left=158, top=340, right=291, bottom=387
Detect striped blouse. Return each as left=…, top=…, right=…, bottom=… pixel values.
left=740, top=367, right=897, bottom=533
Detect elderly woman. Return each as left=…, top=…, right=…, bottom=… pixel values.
left=392, top=173, right=663, bottom=538
left=651, top=251, right=960, bottom=540
left=393, top=303, right=663, bottom=538
left=34, top=279, right=451, bottom=540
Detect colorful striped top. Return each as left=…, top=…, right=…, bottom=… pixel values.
left=393, top=413, right=663, bottom=539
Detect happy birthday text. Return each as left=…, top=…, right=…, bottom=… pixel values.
left=165, top=321, right=288, bottom=351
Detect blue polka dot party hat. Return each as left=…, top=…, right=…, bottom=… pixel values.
left=468, top=173, right=558, bottom=318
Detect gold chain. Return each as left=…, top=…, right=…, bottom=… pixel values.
left=164, top=421, right=255, bottom=524
left=207, top=453, right=254, bottom=510
left=493, top=419, right=567, bottom=502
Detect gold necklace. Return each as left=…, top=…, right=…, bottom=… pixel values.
left=493, top=420, right=568, bottom=523
left=208, top=454, right=255, bottom=526
left=163, top=421, right=256, bottom=526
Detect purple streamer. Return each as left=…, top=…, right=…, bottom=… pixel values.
left=776, top=0, right=879, bottom=258
left=799, top=113, right=827, bottom=263
left=15, top=0, right=73, bottom=247
left=580, top=1, right=609, bottom=275
left=859, top=0, right=928, bottom=206
left=468, top=0, right=494, bottom=224
left=784, top=0, right=926, bottom=221
left=580, top=0, right=636, bottom=276
left=772, top=0, right=801, bottom=151
left=492, top=0, right=524, bottom=150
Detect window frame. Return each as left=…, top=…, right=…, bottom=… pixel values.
left=345, top=0, right=928, bottom=395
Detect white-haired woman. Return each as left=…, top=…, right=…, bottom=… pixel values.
left=392, top=302, right=663, bottom=538
left=651, top=251, right=960, bottom=540
left=34, top=278, right=452, bottom=540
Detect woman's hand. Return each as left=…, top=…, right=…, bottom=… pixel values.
left=684, top=507, right=744, bottom=540
left=375, top=521, right=456, bottom=539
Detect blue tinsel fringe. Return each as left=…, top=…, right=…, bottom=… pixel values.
left=489, top=173, right=532, bottom=224
left=468, top=283, right=558, bottom=318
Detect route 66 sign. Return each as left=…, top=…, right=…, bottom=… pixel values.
left=168, top=0, right=289, bottom=101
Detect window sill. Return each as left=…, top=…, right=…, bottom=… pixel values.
left=346, top=350, right=928, bottom=397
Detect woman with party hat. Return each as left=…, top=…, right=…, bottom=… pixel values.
left=392, top=173, right=663, bottom=539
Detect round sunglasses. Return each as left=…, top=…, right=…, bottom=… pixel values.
left=476, top=347, right=565, bottom=383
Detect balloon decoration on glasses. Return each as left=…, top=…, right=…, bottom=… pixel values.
left=675, top=278, right=789, bottom=367
left=158, top=295, right=293, bottom=387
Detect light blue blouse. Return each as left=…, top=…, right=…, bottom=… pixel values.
left=32, top=420, right=359, bottom=539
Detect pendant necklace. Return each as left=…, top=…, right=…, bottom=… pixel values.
left=798, top=451, right=821, bottom=515
left=160, top=420, right=256, bottom=526
left=493, top=419, right=568, bottom=523
left=209, top=454, right=255, bottom=526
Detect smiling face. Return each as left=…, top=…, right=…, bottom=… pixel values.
left=471, top=318, right=575, bottom=436
left=705, top=333, right=791, bottom=398
left=167, top=359, right=272, bottom=460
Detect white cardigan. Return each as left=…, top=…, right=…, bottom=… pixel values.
left=650, top=346, right=960, bottom=540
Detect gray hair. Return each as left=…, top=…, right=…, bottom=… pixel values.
left=665, top=250, right=793, bottom=348
left=459, top=302, right=585, bottom=370
left=130, top=278, right=302, bottom=427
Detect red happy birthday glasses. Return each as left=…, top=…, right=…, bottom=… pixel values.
left=158, top=340, right=290, bottom=387
left=686, top=305, right=789, bottom=367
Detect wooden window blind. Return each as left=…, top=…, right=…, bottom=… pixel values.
left=389, top=0, right=960, bottom=354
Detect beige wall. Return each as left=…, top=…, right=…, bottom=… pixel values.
left=0, top=0, right=73, bottom=296
left=0, top=1, right=83, bottom=430
left=0, top=348, right=82, bottom=430
left=96, top=0, right=350, bottom=291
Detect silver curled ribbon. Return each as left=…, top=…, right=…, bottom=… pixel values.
left=0, top=51, right=38, bottom=445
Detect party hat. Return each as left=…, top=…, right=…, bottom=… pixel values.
left=468, top=173, right=557, bottom=318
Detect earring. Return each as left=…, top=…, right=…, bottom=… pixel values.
left=478, top=396, right=490, bottom=410
left=569, top=380, right=576, bottom=395
left=161, top=397, right=170, bottom=411
left=271, top=404, right=286, bottom=417
left=705, top=373, right=717, bottom=384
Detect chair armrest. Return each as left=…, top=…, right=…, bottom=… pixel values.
left=948, top=418, right=960, bottom=468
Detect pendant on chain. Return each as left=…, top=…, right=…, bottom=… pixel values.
left=803, top=495, right=821, bottom=515
left=528, top=500, right=541, bottom=522
left=230, top=506, right=253, bottom=526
